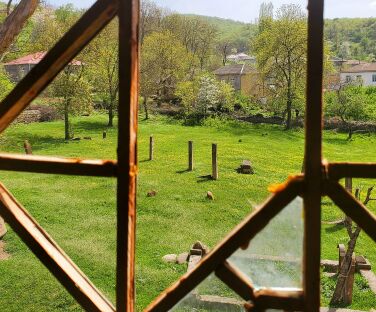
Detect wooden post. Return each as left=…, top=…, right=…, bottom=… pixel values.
left=103, top=131, right=107, bottom=139
left=24, top=140, right=32, bottom=155
left=188, top=141, right=193, bottom=171
left=149, top=136, right=154, bottom=161
left=344, top=253, right=356, bottom=305
left=212, top=143, right=218, bottom=180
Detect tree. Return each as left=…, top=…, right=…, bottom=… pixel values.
left=52, top=67, right=93, bottom=140
left=0, top=0, right=39, bottom=58
left=140, top=0, right=165, bottom=45
left=324, top=82, right=370, bottom=139
left=253, top=5, right=307, bottom=129
left=258, top=2, right=273, bottom=33
left=330, top=186, right=375, bottom=305
left=140, top=31, right=191, bottom=119
left=87, top=19, right=118, bottom=126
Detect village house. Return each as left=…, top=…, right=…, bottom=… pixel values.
left=3, top=51, right=83, bottom=83
left=214, top=64, right=263, bottom=97
left=340, top=62, right=376, bottom=86
left=227, top=53, right=256, bottom=65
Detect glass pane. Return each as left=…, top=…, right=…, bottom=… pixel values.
left=229, top=197, right=303, bottom=290
left=172, top=274, right=246, bottom=312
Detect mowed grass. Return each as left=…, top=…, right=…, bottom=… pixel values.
left=0, top=113, right=375, bottom=311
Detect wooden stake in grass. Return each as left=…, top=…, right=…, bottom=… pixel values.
left=23, top=140, right=32, bottom=155
left=188, top=141, right=193, bottom=171
left=149, top=136, right=154, bottom=161
left=103, top=131, right=107, bottom=139
left=212, top=143, right=218, bottom=180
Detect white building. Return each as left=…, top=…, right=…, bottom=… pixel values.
left=340, top=62, right=376, bottom=87
left=227, top=53, right=256, bottom=65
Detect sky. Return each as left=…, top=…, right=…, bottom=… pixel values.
left=46, top=0, right=376, bottom=22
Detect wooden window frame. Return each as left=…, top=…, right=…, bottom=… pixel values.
left=0, top=0, right=375, bottom=311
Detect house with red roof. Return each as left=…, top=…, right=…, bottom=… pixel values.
left=3, top=52, right=83, bottom=82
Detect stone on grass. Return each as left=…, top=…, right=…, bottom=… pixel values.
left=147, top=190, right=157, bottom=197
left=192, top=241, right=209, bottom=256
left=162, top=254, right=177, bottom=263
left=0, top=217, right=6, bottom=239
left=176, top=252, right=189, bottom=264
left=239, top=160, right=254, bottom=174
left=207, top=191, right=214, bottom=200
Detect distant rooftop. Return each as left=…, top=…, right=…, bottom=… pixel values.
left=214, top=64, right=256, bottom=75
left=4, top=52, right=83, bottom=66
left=227, top=53, right=255, bottom=61
left=341, top=62, right=376, bottom=73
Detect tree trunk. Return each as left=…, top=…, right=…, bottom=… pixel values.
left=64, top=102, right=71, bottom=140
left=0, top=0, right=39, bottom=57
left=286, top=86, right=292, bottom=130
left=330, top=227, right=360, bottom=305
left=143, top=97, right=149, bottom=120
left=108, top=103, right=114, bottom=127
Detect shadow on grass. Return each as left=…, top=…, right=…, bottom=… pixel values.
left=74, top=119, right=114, bottom=132
left=0, top=132, right=66, bottom=153
left=197, top=174, right=213, bottom=183
left=325, top=223, right=345, bottom=233
left=176, top=169, right=190, bottom=174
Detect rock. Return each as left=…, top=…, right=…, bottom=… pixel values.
left=162, top=254, right=177, bottom=263
left=176, top=252, right=189, bottom=264
left=239, top=160, right=254, bottom=174
left=0, top=217, right=7, bottom=239
left=147, top=190, right=157, bottom=197
left=207, top=191, right=214, bottom=200
left=192, top=241, right=209, bottom=256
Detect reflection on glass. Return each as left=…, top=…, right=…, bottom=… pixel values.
left=229, top=197, right=303, bottom=290
left=171, top=274, right=245, bottom=311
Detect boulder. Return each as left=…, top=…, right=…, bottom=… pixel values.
left=207, top=191, right=214, bottom=200
left=162, top=254, right=177, bottom=263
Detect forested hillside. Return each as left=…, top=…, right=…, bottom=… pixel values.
left=188, top=14, right=376, bottom=60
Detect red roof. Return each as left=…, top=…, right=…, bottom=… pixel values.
left=4, top=52, right=83, bottom=66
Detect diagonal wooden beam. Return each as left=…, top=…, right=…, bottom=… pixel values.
left=215, top=260, right=256, bottom=302
left=0, top=182, right=115, bottom=312
left=0, top=0, right=118, bottom=133
left=145, top=177, right=304, bottom=312
left=0, top=153, right=117, bottom=177
left=325, top=181, right=376, bottom=243
left=327, top=162, right=376, bottom=180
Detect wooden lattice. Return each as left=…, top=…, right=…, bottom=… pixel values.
left=0, top=0, right=375, bottom=311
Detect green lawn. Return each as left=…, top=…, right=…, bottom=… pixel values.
left=0, top=114, right=375, bottom=311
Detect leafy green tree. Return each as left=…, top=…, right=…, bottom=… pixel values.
left=86, top=20, right=118, bottom=126
left=140, top=31, right=191, bottom=119
left=175, top=80, right=199, bottom=116
left=253, top=4, right=307, bottom=129
left=52, top=68, right=93, bottom=140
left=0, top=68, right=13, bottom=100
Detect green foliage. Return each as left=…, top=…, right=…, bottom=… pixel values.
left=176, top=73, right=236, bottom=119
left=0, top=68, right=14, bottom=101
left=324, top=85, right=376, bottom=122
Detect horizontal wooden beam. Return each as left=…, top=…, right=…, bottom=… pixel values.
left=327, top=162, right=376, bottom=180
left=0, top=0, right=117, bottom=133
left=325, top=181, right=376, bottom=243
left=215, top=260, right=255, bottom=302
left=254, top=289, right=304, bottom=310
left=0, top=153, right=117, bottom=177
left=145, top=177, right=304, bottom=312
left=0, top=183, right=115, bottom=312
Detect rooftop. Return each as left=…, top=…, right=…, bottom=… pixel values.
left=4, top=52, right=83, bottom=66
left=214, top=64, right=256, bottom=75
left=341, top=62, right=376, bottom=73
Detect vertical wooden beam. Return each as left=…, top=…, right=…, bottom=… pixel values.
left=212, top=143, right=218, bottom=180
left=149, top=136, right=154, bottom=161
left=117, top=0, right=139, bottom=311
left=188, top=141, right=193, bottom=171
left=304, top=0, right=325, bottom=310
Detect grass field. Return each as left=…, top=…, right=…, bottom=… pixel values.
left=0, top=113, right=375, bottom=311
